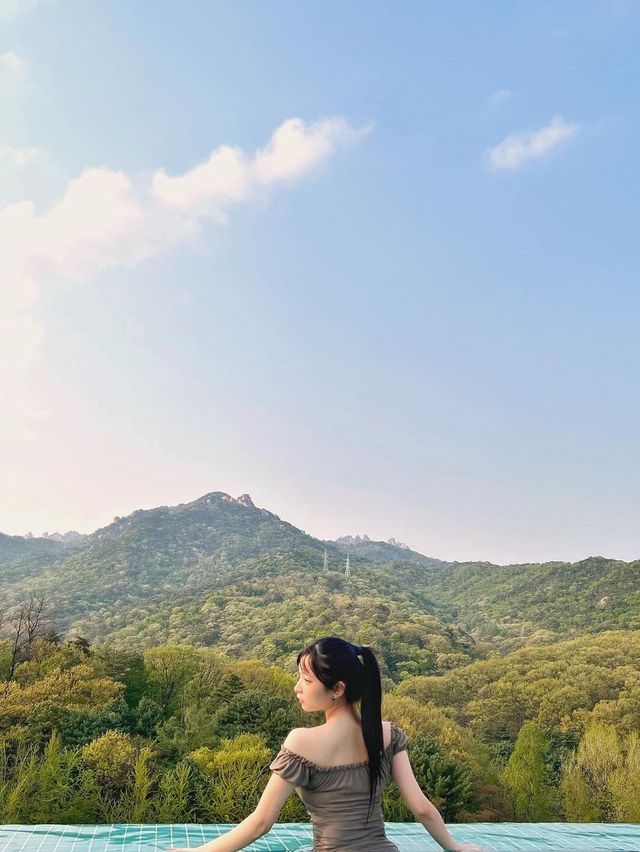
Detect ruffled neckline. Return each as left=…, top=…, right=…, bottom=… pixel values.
left=278, top=724, right=399, bottom=772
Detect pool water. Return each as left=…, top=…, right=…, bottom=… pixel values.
left=1, top=823, right=640, bottom=851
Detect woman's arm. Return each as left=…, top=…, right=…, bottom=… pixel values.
left=391, top=751, right=483, bottom=852
left=167, top=811, right=268, bottom=852
left=166, top=773, right=295, bottom=852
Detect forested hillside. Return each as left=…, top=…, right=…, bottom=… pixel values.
left=417, top=557, right=640, bottom=648
left=1, top=490, right=639, bottom=824
left=0, top=492, right=333, bottom=629
left=4, top=492, right=637, bottom=660
left=329, top=536, right=452, bottom=569
left=396, top=630, right=640, bottom=746
left=0, top=533, right=66, bottom=586
left=0, top=493, right=476, bottom=677
left=100, top=556, right=477, bottom=680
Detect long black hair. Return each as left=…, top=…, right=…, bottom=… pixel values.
left=297, top=636, right=383, bottom=822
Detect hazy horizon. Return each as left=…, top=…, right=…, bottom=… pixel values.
left=2, top=485, right=632, bottom=568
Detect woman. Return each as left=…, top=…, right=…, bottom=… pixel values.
left=168, top=636, right=483, bottom=852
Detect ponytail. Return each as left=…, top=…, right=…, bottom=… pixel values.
left=356, top=645, right=384, bottom=822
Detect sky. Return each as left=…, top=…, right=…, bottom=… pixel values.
left=1, top=0, right=639, bottom=565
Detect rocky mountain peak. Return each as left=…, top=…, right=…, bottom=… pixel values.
left=387, top=537, right=410, bottom=550
left=335, top=534, right=371, bottom=545
left=335, top=534, right=411, bottom=550
left=40, top=530, right=87, bottom=543
left=236, top=494, right=255, bottom=508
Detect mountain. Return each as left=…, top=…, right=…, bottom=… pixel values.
left=0, top=532, right=63, bottom=563
left=0, top=491, right=324, bottom=618
left=335, top=534, right=410, bottom=549
left=330, top=534, right=452, bottom=569
left=0, top=491, right=477, bottom=680
left=0, top=533, right=68, bottom=588
left=39, top=531, right=87, bottom=543
left=2, top=491, right=638, bottom=672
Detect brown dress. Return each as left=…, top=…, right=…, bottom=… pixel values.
left=269, top=721, right=409, bottom=852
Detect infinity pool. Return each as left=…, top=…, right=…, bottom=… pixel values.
left=1, top=823, right=640, bottom=851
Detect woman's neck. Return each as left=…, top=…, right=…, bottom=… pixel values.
left=323, top=701, right=361, bottom=725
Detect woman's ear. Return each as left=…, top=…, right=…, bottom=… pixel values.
left=333, top=680, right=346, bottom=698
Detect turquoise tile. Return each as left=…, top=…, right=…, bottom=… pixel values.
left=2, top=823, right=640, bottom=851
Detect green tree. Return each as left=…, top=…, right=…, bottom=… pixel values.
left=409, top=735, right=473, bottom=821
left=82, top=729, right=137, bottom=791
left=502, top=722, right=554, bottom=820
left=0, top=732, right=100, bottom=824
left=154, top=760, right=197, bottom=822
left=154, top=702, right=219, bottom=762
left=81, top=729, right=158, bottom=822
left=135, top=697, right=165, bottom=738
left=212, top=672, right=244, bottom=706
left=95, top=647, right=146, bottom=708
left=190, top=733, right=271, bottom=822
left=561, top=723, right=640, bottom=822
left=25, top=696, right=130, bottom=749
left=143, top=646, right=199, bottom=715
left=213, top=690, right=292, bottom=750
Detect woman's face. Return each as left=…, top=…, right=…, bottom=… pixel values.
left=294, top=653, right=341, bottom=712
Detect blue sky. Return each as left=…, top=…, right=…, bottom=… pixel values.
left=1, top=0, right=639, bottom=564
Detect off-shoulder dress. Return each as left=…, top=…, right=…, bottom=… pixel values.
left=269, top=721, right=409, bottom=852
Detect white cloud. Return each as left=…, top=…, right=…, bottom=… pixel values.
left=252, top=116, right=368, bottom=184
left=2, top=116, right=368, bottom=291
left=152, top=145, right=250, bottom=221
left=487, top=89, right=512, bottom=109
left=153, top=116, right=371, bottom=218
left=0, top=144, right=42, bottom=165
left=1, top=49, right=28, bottom=74
left=487, top=116, right=579, bottom=172
left=0, top=115, right=370, bottom=440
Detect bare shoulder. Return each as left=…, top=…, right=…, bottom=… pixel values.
left=283, top=727, right=314, bottom=753
left=298, top=721, right=393, bottom=749
left=284, top=723, right=393, bottom=762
